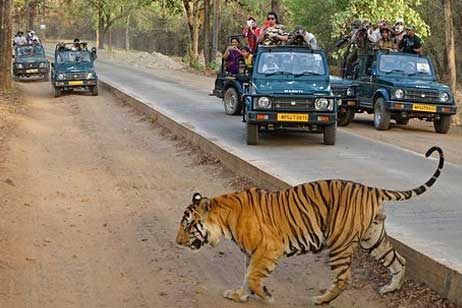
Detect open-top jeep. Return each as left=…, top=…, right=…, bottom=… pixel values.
left=244, top=45, right=337, bottom=145
left=51, top=42, right=98, bottom=97
left=12, top=44, right=49, bottom=81
left=346, top=50, right=457, bottom=133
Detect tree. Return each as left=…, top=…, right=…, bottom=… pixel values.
left=203, top=0, right=211, bottom=66
left=0, top=0, right=13, bottom=92
left=182, top=0, right=204, bottom=61
left=442, top=0, right=456, bottom=93
left=211, top=0, right=219, bottom=61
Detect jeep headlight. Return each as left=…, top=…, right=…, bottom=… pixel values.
left=394, top=89, right=404, bottom=99
left=57, top=73, right=64, bottom=80
left=39, top=62, right=47, bottom=68
left=255, top=97, right=271, bottom=109
left=315, top=98, right=333, bottom=111
left=16, top=63, right=24, bottom=69
left=87, top=72, right=94, bottom=79
left=439, top=92, right=449, bottom=103
left=346, top=87, right=354, bottom=97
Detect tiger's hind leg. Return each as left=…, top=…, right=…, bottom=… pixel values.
left=360, top=216, right=406, bottom=295
left=224, top=255, right=251, bottom=302
left=312, top=245, right=355, bottom=305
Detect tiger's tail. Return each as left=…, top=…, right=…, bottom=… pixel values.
left=379, top=146, right=444, bottom=201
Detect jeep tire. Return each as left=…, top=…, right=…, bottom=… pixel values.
left=337, top=108, right=355, bottom=127
left=434, top=115, right=451, bottom=134
left=374, top=97, right=391, bottom=130
left=90, top=85, right=99, bottom=96
left=323, top=124, right=336, bottom=145
left=224, top=87, right=242, bottom=115
left=246, top=123, right=259, bottom=145
left=53, top=86, right=61, bottom=98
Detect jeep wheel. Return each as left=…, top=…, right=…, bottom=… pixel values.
left=434, top=115, right=451, bottom=134
left=90, top=85, right=99, bottom=96
left=224, top=87, right=242, bottom=115
left=246, top=123, right=259, bottom=145
left=53, top=87, right=61, bottom=98
left=374, top=97, right=391, bottom=130
left=396, top=118, right=409, bottom=125
left=337, top=108, right=355, bottom=127
left=323, top=124, right=336, bottom=145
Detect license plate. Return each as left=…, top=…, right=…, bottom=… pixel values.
left=277, top=113, right=309, bottom=122
left=412, top=104, right=437, bottom=113
left=69, top=81, right=84, bottom=86
left=26, top=69, right=38, bottom=73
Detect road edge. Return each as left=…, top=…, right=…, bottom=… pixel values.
left=99, top=80, right=462, bottom=307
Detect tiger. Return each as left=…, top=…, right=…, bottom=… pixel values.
left=176, top=146, right=444, bottom=305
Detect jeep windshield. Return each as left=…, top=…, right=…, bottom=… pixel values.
left=15, top=45, right=45, bottom=58
left=378, top=54, right=434, bottom=78
left=256, top=51, right=326, bottom=77
left=57, top=50, right=92, bottom=64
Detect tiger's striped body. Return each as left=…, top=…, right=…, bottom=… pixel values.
left=176, top=146, right=444, bottom=304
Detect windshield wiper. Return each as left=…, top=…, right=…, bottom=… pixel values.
left=294, top=71, right=322, bottom=77
left=384, top=69, right=405, bottom=74
left=265, top=71, right=292, bottom=76
left=407, top=71, right=428, bottom=76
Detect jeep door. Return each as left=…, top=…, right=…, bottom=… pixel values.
left=356, top=55, right=376, bottom=109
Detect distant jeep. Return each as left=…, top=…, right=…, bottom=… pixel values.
left=346, top=50, right=457, bottom=133
left=244, top=45, right=337, bottom=145
left=12, top=44, right=50, bottom=81
left=51, top=42, right=98, bottom=97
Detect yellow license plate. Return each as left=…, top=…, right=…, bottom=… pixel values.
left=26, top=69, right=38, bottom=73
left=69, top=81, right=84, bottom=86
left=277, top=113, right=309, bottom=122
left=412, top=104, right=437, bottom=113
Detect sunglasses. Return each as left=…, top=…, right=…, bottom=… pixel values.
left=267, top=17, right=275, bottom=20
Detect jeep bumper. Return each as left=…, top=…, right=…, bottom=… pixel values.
left=13, top=68, right=48, bottom=76
left=247, top=111, right=337, bottom=126
left=385, top=101, right=457, bottom=116
left=53, top=80, right=97, bottom=88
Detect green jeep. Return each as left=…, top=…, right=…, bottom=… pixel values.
left=12, top=44, right=49, bottom=81
left=354, top=51, right=457, bottom=133
left=245, top=45, right=337, bottom=145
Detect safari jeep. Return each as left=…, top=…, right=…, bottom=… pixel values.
left=51, top=42, right=98, bottom=97
left=244, top=45, right=337, bottom=145
left=12, top=44, right=50, bottom=81
left=353, top=51, right=457, bottom=133
left=330, top=75, right=359, bottom=126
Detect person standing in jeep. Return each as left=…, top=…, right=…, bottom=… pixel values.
left=242, top=17, right=261, bottom=53
left=399, top=25, right=423, bottom=55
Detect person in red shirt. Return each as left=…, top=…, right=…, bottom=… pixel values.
left=242, top=17, right=261, bottom=53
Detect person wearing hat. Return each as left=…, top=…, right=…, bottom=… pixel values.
left=369, top=20, right=389, bottom=44
left=27, top=30, right=40, bottom=45
left=288, top=26, right=318, bottom=48
left=398, top=25, right=423, bottom=55
left=393, top=18, right=406, bottom=43
left=14, top=31, right=27, bottom=46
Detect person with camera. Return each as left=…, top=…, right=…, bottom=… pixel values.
left=379, top=28, right=396, bottom=51
left=242, top=17, right=261, bottom=53
left=258, top=12, right=288, bottom=46
left=223, top=37, right=243, bottom=74
left=398, top=25, right=423, bottom=55
left=288, top=26, right=318, bottom=48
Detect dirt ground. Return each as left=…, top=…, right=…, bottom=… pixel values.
left=0, top=82, right=454, bottom=308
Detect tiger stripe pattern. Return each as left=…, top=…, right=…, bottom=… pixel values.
left=176, top=146, right=444, bottom=305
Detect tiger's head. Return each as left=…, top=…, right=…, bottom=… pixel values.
left=176, top=192, right=213, bottom=250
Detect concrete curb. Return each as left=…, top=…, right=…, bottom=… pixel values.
left=99, top=80, right=461, bottom=307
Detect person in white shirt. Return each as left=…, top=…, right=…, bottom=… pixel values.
left=14, top=31, right=27, bottom=46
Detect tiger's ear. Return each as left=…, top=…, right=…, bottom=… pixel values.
left=192, top=193, right=202, bottom=205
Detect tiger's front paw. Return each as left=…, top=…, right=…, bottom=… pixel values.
left=311, top=295, right=330, bottom=305
left=223, top=288, right=249, bottom=303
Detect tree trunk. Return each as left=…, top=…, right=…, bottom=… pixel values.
left=211, top=0, right=220, bottom=59
left=193, top=22, right=200, bottom=59
left=271, top=0, right=280, bottom=15
left=442, top=0, right=457, bottom=92
left=203, top=0, right=211, bottom=66
left=125, top=13, right=130, bottom=51
left=0, top=0, right=13, bottom=92
left=26, top=0, right=36, bottom=30
left=108, top=27, right=112, bottom=51
left=97, top=8, right=105, bottom=49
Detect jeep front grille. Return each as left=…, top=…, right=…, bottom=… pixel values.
left=65, top=73, right=87, bottom=80
left=274, top=98, right=314, bottom=111
left=332, top=88, right=347, bottom=96
left=405, top=90, right=440, bottom=103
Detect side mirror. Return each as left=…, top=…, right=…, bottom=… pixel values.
left=91, top=47, right=97, bottom=60
left=51, top=63, right=54, bottom=68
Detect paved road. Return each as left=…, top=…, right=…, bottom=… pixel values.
left=47, top=49, right=462, bottom=273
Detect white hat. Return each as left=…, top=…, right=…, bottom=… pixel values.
left=395, top=18, right=404, bottom=25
